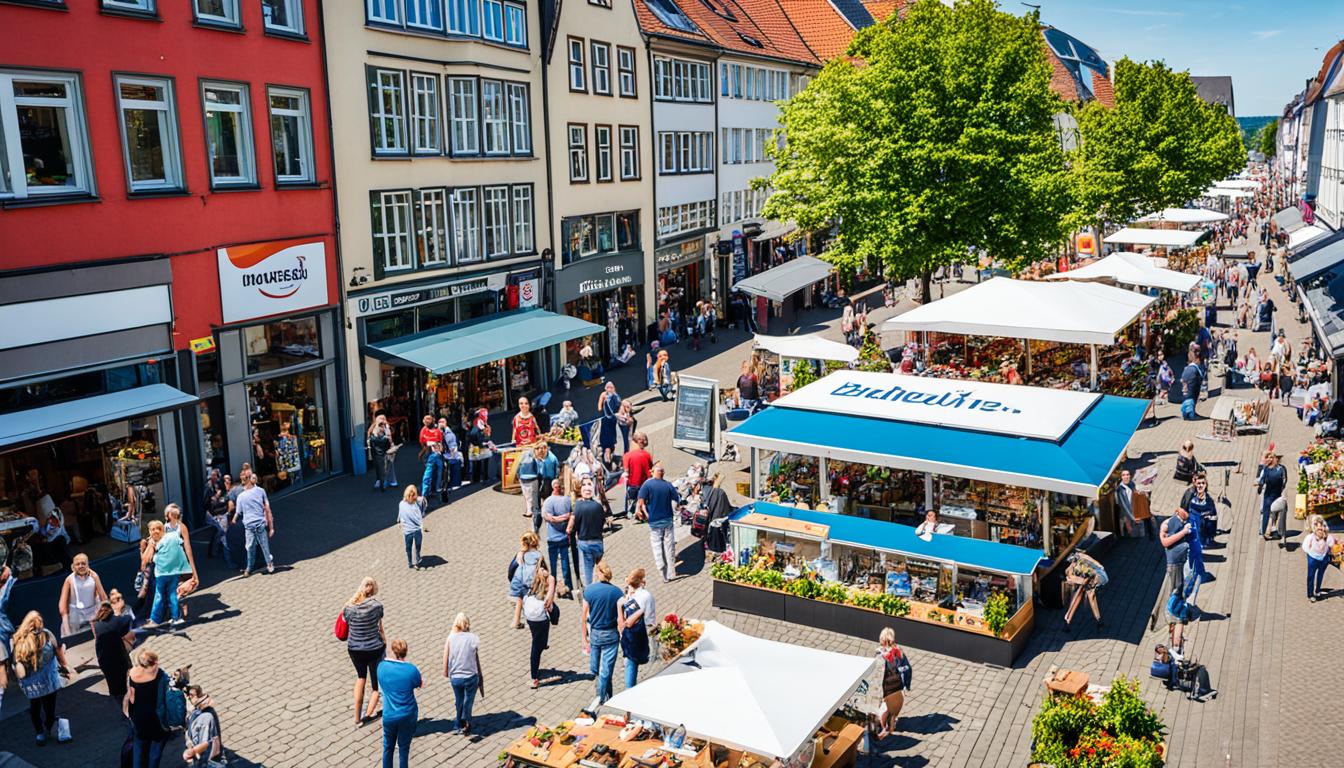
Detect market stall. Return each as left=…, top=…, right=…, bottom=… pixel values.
left=752, top=334, right=859, bottom=398
left=1043, top=251, right=1200, bottom=294
left=722, top=371, right=1148, bottom=664
left=1102, top=227, right=1208, bottom=250
left=1135, top=208, right=1228, bottom=224
left=1297, top=439, right=1344, bottom=520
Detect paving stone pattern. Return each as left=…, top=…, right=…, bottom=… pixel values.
left=1, top=260, right=1341, bottom=767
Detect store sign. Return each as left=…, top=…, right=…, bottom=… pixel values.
left=518, top=278, right=539, bottom=308
left=189, top=336, right=216, bottom=355
left=731, top=231, right=747, bottom=283
left=348, top=276, right=493, bottom=318
left=655, top=239, right=705, bottom=272
left=218, top=240, right=329, bottom=324
left=775, top=371, right=1102, bottom=442
left=555, top=250, right=645, bottom=305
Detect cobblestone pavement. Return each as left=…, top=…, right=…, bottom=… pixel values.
left=2, top=264, right=1342, bottom=768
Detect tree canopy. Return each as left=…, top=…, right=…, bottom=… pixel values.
left=762, top=0, right=1072, bottom=301
left=1258, top=118, right=1279, bottom=159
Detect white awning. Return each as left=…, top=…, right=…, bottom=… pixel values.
left=1103, top=227, right=1206, bottom=247
left=733, top=256, right=833, bottom=302
left=1214, top=179, right=1261, bottom=189
left=753, top=333, right=860, bottom=362
left=1290, top=225, right=1329, bottom=251
left=1043, top=251, right=1200, bottom=293
left=752, top=220, right=798, bottom=242
left=1272, top=206, right=1306, bottom=232
left=601, top=622, right=876, bottom=760
left=880, top=277, right=1155, bottom=346
left=1203, top=187, right=1252, bottom=199
left=1135, top=207, right=1228, bottom=224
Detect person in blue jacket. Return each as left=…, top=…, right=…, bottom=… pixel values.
left=421, top=443, right=447, bottom=509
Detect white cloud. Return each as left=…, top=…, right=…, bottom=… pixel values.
left=1253, top=30, right=1283, bottom=39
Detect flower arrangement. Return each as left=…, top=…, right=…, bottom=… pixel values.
left=1031, top=676, right=1165, bottom=768
left=983, top=592, right=1011, bottom=637
left=653, top=614, right=703, bottom=661
left=712, top=564, right=909, bottom=617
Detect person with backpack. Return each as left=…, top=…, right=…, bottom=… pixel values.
left=12, top=611, right=69, bottom=747
left=875, top=628, right=911, bottom=739
left=123, top=647, right=177, bottom=767
left=1150, top=506, right=1193, bottom=634
left=522, top=561, right=558, bottom=689
left=509, top=532, right=543, bottom=630
left=182, top=685, right=225, bottom=768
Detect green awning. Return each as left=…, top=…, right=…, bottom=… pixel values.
left=365, top=308, right=605, bottom=374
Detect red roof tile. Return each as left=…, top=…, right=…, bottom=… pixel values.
left=774, top=0, right=858, bottom=61
left=663, top=0, right=818, bottom=64
left=631, top=0, right=711, bottom=44
left=862, top=0, right=901, bottom=22
left=1304, top=40, right=1344, bottom=105
left=1090, top=70, right=1114, bottom=108
left=1045, top=44, right=1080, bottom=102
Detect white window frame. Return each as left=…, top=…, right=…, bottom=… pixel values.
left=594, top=125, right=612, bottom=182
left=202, top=80, right=256, bottom=188
left=262, top=0, right=304, bottom=35
left=448, top=77, right=479, bottom=155
left=369, top=68, right=407, bottom=155
left=372, top=190, right=415, bottom=273
left=659, top=132, right=676, bottom=175
left=619, top=125, right=638, bottom=180
left=482, top=184, right=511, bottom=258
left=568, top=38, right=586, bottom=91
left=503, top=2, right=526, bottom=46
left=417, top=187, right=450, bottom=266
left=195, top=0, right=241, bottom=27
left=480, top=79, right=508, bottom=155
left=406, top=0, right=445, bottom=30
left=103, top=0, right=155, bottom=13
left=482, top=0, right=504, bottom=42
left=0, top=71, right=94, bottom=200
left=446, top=0, right=480, bottom=35
left=568, top=124, right=588, bottom=182
left=452, top=187, right=482, bottom=263
left=267, top=85, right=315, bottom=184
left=410, top=73, right=441, bottom=155
left=654, top=57, right=672, bottom=99
left=617, top=47, right=636, bottom=97
left=591, top=42, right=611, bottom=96
left=115, top=75, right=182, bottom=193
left=511, top=185, right=533, bottom=254
left=507, top=82, right=530, bottom=155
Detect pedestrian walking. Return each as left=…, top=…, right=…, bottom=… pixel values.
left=142, top=521, right=190, bottom=628
left=875, top=628, right=911, bottom=739
left=204, top=477, right=233, bottom=565
left=443, top=612, right=483, bottom=735
left=582, top=562, right=622, bottom=705
left=509, top=532, right=543, bottom=629
left=398, top=486, right=426, bottom=569
left=378, top=638, right=423, bottom=768
left=1150, top=507, right=1193, bottom=632
left=598, top=383, right=621, bottom=468
left=1062, top=552, right=1107, bottom=632
left=523, top=562, right=557, bottom=689
left=1303, top=514, right=1337, bottom=602
left=467, top=409, right=493, bottom=485
left=569, top=480, right=607, bottom=587
left=519, top=443, right=559, bottom=532
left=513, top=397, right=540, bottom=447
left=1180, top=474, right=1216, bottom=602
left=58, top=553, right=107, bottom=637
left=617, top=400, right=636, bottom=455
left=163, top=504, right=200, bottom=622
left=182, top=686, right=225, bottom=768
left=620, top=569, right=653, bottom=690
left=12, top=611, right=67, bottom=747
left=541, top=479, right=575, bottom=597
left=368, top=415, right=399, bottom=492
left=1114, top=470, right=1156, bottom=539
left=653, top=350, right=673, bottom=401
left=91, top=599, right=134, bottom=703
left=232, top=472, right=275, bottom=576
left=636, top=463, right=680, bottom=582
left=417, top=414, right=441, bottom=464
left=1258, top=450, right=1289, bottom=541
left=420, top=442, right=447, bottom=509
left=342, top=577, right=386, bottom=726
left=439, top=417, right=463, bottom=495
left=621, top=432, right=653, bottom=520
left=124, top=647, right=172, bottom=766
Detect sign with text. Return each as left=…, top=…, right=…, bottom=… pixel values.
left=348, top=276, right=494, bottom=318
left=218, top=240, right=329, bottom=324
left=554, top=250, right=645, bottom=305
left=673, top=374, right=719, bottom=454
left=774, top=371, right=1101, bottom=442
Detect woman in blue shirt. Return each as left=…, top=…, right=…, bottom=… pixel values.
left=378, top=638, right=423, bottom=768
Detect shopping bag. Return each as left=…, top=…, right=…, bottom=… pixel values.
left=56, top=717, right=72, bottom=743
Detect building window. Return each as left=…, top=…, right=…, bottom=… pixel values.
left=262, top=0, right=303, bottom=34
left=594, top=125, right=612, bottom=182
left=657, top=199, right=715, bottom=238
left=448, top=77, right=478, bottom=155
left=653, top=56, right=711, bottom=102
left=561, top=210, right=638, bottom=264
left=410, top=74, right=440, bottom=154
left=405, top=0, right=444, bottom=30
left=507, top=82, right=530, bottom=154
left=114, top=76, right=182, bottom=193
left=367, top=0, right=398, bottom=24
left=372, top=190, right=415, bottom=273
left=0, top=72, right=95, bottom=200
left=589, top=0, right=610, bottom=6
left=512, top=185, right=533, bottom=253
left=202, top=81, right=256, bottom=187
left=659, top=132, right=676, bottom=175
left=483, top=185, right=510, bottom=257
left=452, top=187, right=481, bottom=262
left=482, top=0, right=504, bottom=41
left=268, top=86, right=314, bottom=184
left=103, top=0, right=155, bottom=13
left=368, top=68, right=407, bottom=155
left=195, top=0, right=241, bottom=27
left=617, top=47, right=636, bottom=97
left=568, top=38, right=586, bottom=92
left=503, top=2, right=526, bottom=46
left=446, top=0, right=480, bottom=34
left=417, top=187, right=449, bottom=266
left=568, top=123, right=587, bottom=182
left=591, top=42, right=611, bottom=96
left=619, top=125, right=639, bottom=180
left=481, top=79, right=508, bottom=155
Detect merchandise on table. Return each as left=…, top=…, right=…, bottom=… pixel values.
left=1299, top=439, right=1344, bottom=518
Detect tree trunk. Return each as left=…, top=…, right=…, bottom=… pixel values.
left=920, top=270, right=932, bottom=304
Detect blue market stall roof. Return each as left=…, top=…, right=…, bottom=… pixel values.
left=727, top=394, right=1148, bottom=497
left=364, top=308, right=604, bottom=375
left=733, top=502, right=1044, bottom=575
left=0, top=383, right=197, bottom=450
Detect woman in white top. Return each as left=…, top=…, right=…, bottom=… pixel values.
left=442, top=613, right=483, bottom=735
left=913, top=510, right=941, bottom=539
left=59, top=553, right=107, bottom=637
left=521, top=563, right=556, bottom=689
left=1303, top=514, right=1337, bottom=602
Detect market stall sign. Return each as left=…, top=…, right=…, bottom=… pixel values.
left=775, top=370, right=1101, bottom=442
left=673, top=374, right=718, bottom=455
left=737, top=512, right=829, bottom=539
left=217, top=239, right=330, bottom=324
left=348, top=276, right=495, bottom=318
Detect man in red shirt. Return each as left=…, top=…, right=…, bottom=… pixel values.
left=417, top=415, right=442, bottom=463
left=621, top=432, right=653, bottom=519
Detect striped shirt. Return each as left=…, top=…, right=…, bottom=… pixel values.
left=343, top=599, right=384, bottom=651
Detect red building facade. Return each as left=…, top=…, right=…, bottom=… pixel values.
left=0, top=0, right=344, bottom=569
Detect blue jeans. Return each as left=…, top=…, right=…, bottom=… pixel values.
left=132, top=736, right=167, bottom=768
left=149, top=574, right=179, bottom=624
left=589, top=629, right=619, bottom=704
left=244, top=522, right=273, bottom=572
left=404, top=531, right=422, bottom=567
left=1308, top=555, right=1329, bottom=598
left=577, top=540, right=604, bottom=586
left=1260, top=495, right=1276, bottom=536
left=382, top=713, right=416, bottom=768
left=548, top=540, right=573, bottom=592
left=625, top=656, right=640, bottom=690
left=448, top=460, right=462, bottom=488
left=658, top=383, right=671, bottom=401
left=450, top=675, right=478, bottom=730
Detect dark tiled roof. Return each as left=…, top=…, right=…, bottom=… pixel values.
left=633, top=0, right=710, bottom=44
left=1191, top=76, right=1235, bottom=115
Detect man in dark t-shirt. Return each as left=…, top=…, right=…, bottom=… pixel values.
left=1180, top=362, right=1202, bottom=420
left=569, top=481, right=607, bottom=588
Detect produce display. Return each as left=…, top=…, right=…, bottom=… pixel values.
left=762, top=454, right=819, bottom=507
left=1298, top=439, right=1344, bottom=517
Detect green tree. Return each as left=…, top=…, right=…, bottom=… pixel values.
left=762, top=0, right=1072, bottom=302
left=1258, top=118, right=1279, bottom=159
left=1068, top=58, right=1246, bottom=229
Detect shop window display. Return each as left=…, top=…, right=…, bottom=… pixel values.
left=247, top=370, right=329, bottom=493
left=244, top=316, right=322, bottom=375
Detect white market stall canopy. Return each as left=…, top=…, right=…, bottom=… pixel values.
left=754, top=333, right=859, bottom=363
left=1203, top=187, right=1252, bottom=199
left=880, top=277, right=1155, bottom=346
left=1289, top=225, right=1329, bottom=252
left=732, top=256, right=833, bottom=302
left=1214, top=179, right=1261, bottom=189
left=1272, top=206, right=1307, bottom=233
left=1043, top=251, right=1200, bottom=293
left=1103, top=227, right=1207, bottom=248
left=1135, top=207, right=1228, bottom=224
left=601, top=621, right=875, bottom=760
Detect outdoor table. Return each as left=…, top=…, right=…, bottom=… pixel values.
left=1045, top=669, right=1090, bottom=698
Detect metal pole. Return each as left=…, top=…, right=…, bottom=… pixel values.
left=1026, top=339, right=1033, bottom=376
left=750, top=447, right=759, bottom=499
left=1090, top=344, right=1098, bottom=390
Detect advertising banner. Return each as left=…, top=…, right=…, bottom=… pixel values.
left=218, top=239, right=328, bottom=324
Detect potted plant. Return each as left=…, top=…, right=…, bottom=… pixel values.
left=1030, top=676, right=1165, bottom=767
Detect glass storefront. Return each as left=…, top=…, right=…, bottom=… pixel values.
left=244, top=316, right=322, bottom=375
left=563, top=287, right=642, bottom=369
left=245, top=369, right=330, bottom=494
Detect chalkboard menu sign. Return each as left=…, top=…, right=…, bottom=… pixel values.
left=673, top=374, right=718, bottom=454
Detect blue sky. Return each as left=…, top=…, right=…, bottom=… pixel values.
left=1035, top=1, right=1344, bottom=116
